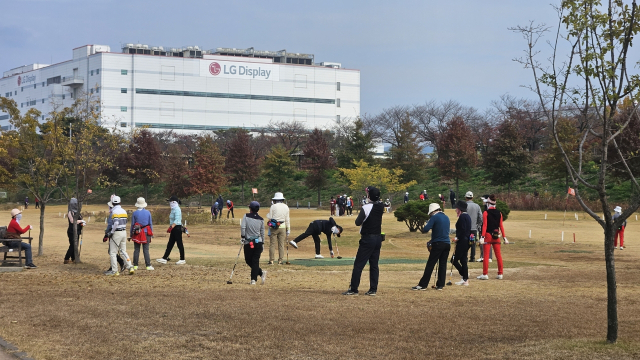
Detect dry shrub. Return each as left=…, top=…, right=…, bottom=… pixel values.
left=495, top=192, right=602, bottom=211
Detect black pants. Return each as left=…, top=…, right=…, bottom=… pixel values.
left=347, top=206, right=352, bottom=215
left=349, top=234, right=382, bottom=293
left=469, top=230, right=477, bottom=261
left=452, top=240, right=470, bottom=281
left=163, top=225, right=185, bottom=260
left=65, top=230, right=76, bottom=261
left=35, top=202, right=39, bottom=209
left=293, top=223, right=328, bottom=255
left=418, top=242, right=450, bottom=288
left=244, top=242, right=264, bottom=281
left=227, top=208, right=234, bottom=218
left=217, top=208, right=223, bottom=219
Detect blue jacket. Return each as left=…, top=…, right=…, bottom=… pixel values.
left=170, top=206, right=182, bottom=226
left=422, top=212, right=450, bottom=243
left=131, top=209, right=153, bottom=235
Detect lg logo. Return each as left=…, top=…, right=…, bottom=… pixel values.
left=209, top=62, right=221, bottom=76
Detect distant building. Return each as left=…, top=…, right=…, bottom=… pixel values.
left=0, top=44, right=360, bottom=131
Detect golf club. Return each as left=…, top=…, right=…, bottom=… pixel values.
left=446, top=253, right=455, bottom=286
left=432, top=260, right=439, bottom=289
left=227, top=243, right=244, bottom=284
left=78, top=232, right=83, bottom=258
left=334, top=234, right=343, bottom=259
left=285, top=242, right=291, bottom=265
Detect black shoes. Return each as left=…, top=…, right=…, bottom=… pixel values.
left=364, top=290, right=376, bottom=296
left=342, top=290, right=358, bottom=296
left=435, top=286, right=444, bottom=290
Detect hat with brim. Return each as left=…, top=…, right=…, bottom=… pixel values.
left=272, top=192, right=285, bottom=201
left=455, top=200, right=468, bottom=212
left=428, top=203, right=441, bottom=215
left=107, top=201, right=113, bottom=207
left=166, top=195, right=180, bottom=202
left=135, top=197, right=148, bottom=208
left=10, top=209, right=21, bottom=217
left=614, top=206, right=622, bottom=213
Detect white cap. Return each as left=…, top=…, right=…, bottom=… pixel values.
left=465, top=191, right=473, bottom=198
left=614, top=206, right=622, bottom=213
left=406, top=192, right=409, bottom=194
left=111, top=195, right=121, bottom=205
left=428, top=203, right=441, bottom=214
left=272, top=192, right=285, bottom=201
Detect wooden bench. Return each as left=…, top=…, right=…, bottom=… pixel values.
left=1, top=237, right=33, bottom=267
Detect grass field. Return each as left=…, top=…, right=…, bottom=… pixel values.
left=1, top=205, right=640, bottom=359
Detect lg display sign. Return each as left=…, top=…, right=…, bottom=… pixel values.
left=18, top=74, right=36, bottom=86
left=202, top=60, right=279, bottom=81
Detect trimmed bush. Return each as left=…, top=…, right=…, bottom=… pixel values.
left=394, top=200, right=432, bottom=232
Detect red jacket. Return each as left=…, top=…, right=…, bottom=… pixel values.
left=227, top=201, right=234, bottom=209
left=8, top=219, right=29, bottom=234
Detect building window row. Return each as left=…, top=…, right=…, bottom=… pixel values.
left=135, top=88, right=336, bottom=104
left=121, top=70, right=128, bottom=75
left=121, top=88, right=127, bottom=93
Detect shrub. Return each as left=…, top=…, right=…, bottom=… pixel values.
left=394, top=200, right=431, bottom=232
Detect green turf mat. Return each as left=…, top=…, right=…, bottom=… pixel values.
left=289, top=258, right=426, bottom=267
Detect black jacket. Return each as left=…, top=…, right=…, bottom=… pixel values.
left=455, top=213, right=471, bottom=241
left=312, top=217, right=338, bottom=242
left=355, top=202, right=384, bottom=235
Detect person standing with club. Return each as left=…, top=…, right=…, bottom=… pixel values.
left=342, top=186, right=384, bottom=296
left=452, top=201, right=471, bottom=286
left=288, top=217, right=343, bottom=258
left=130, top=197, right=154, bottom=271
left=465, top=191, right=482, bottom=262
left=157, top=195, right=186, bottom=265
left=412, top=203, right=450, bottom=291
left=64, top=198, right=86, bottom=264
left=613, top=206, right=627, bottom=250
left=241, top=201, right=267, bottom=285
left=476, top=195, right=493, bottom=263
left=226, top=200, right=235, bottom=219
left=104, top=196, right=125, bottom=273
left=477, top=194, right=508, bottom=280
left=266, top=192, right=290, bottom=265
left=105, top=196, right=134, bottom=276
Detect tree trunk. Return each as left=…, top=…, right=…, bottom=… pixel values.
left=38, top=203, right=45, bottom=256
left=318, top=186, right=321, bottom=207
left=241, top=181, right=245, bottom=204
left=455, top=177, right=459, bottom=205
left=604, top=223, right=618, bottom=343
left=73, top=206, right=81, bottom=263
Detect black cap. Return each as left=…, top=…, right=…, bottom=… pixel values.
left=249, top=201, right=260, bottom=212
left=455, top=200, right=468, bottom=212
left=366, top=186, right=381, bottom=202
left=166, top=195, right=181, bottom=203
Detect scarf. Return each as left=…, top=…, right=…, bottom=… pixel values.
left=170, top=201, right=179, bottom=209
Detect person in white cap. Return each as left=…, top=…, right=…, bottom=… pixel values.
left=131, top=197, right=154, bottom=270
left=404, top=192, right=409, bottom=203
left=613, top=206, right=627, bottom=250
left=104, top=196, right=124, bottom=273
left=412, top=202, right=450, bottom=291
left=5, top=209, right=36, bottom=269
left=266, top=192, right=290, bottom=264
left=465, top=191, right=482, bottom=262
left=105, top=196, right=134, bottom=276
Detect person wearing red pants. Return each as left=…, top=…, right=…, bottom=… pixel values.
left=477, top=194, right=509, bottom=280
left=613, top=206, right=627, bottom=250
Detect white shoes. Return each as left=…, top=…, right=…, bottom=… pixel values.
left=289, top=241, right=298, bottom=249
left=455, top=279, right=469, bottom=286
left=620, top=247, right=624, bottom=250
left=250, top=280, right=256, bottom=285
left=489, top=258, right=493, bottom=262
left=496, top=274, right=503, bottom=280
left=156, top=258, right=167, bottom=264
left=315, top=254, right=324, bottom=259
left=146, top=266, right=154, bottom=271
left=476, top=258, right=483, bottom=262
left=176, top=260, right=186, bottom=265
left=261, top=270, right=267, bottom=285
left=477, top=274, right=489, bottom=280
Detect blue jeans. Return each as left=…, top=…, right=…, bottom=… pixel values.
left=8, top=242, right=33, bottom=264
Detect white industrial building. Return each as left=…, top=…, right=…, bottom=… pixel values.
left=0, top=44, right=360, bottom=131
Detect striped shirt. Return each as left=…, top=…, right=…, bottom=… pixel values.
left=110, top=206, right=128, bottom=234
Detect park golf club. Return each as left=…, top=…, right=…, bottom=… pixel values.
left=227, top=243, right=244, bottom=284
left=446, top=253, right=454, bottom=286
left=432, top=260, right=439, bottom=289
left=333, top=234, right=342, bottom=259
left=285, top=242, right=291, bottom=265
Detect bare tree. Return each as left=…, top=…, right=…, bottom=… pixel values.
left=511, top=0, right=640, bottom=343
left=264, top=120, right=308, bottom=153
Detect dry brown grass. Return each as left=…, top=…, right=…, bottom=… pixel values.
left=1, top=205, right=640, bottom=359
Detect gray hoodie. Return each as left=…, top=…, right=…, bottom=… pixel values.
left=466, top=200, right=483, bottom=232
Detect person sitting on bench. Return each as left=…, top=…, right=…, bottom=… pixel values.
left=6, top=209, right=36, bottom=269
left=288, top=217, right=343, bottom=259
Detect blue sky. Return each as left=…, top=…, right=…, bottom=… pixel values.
left=1, top=1, right=566, bottom=114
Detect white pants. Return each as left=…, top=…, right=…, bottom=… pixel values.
left=110, top=230, right=132, bottom=272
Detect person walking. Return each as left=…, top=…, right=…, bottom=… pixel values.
left=35, top=197, right=40, bottom=209
left=131, top=197, right=154, bottom=270
left=465, top=191, right=482, bottom=262
left=613, top=206, right=627, bottom=250
left=105, top=196, right=134, bottom=276
left=64, top=198, right=86, bottom=264
left=346, top=196, right=353, bottom=216
left=412, top=203, right=450, bottom=290
left=226, top=200, right=234, bottom=219
left=449, top=189, right=456, bottom=209
left=157, top=195, right=186, bottom=265
left=5, top=209, right=36, bottom=269
left=384, top=198, right=391, bottom=213
left=241, top=201, right=267, bottom=285
left=477, top=194, right=493, bottom=262
left=342, top=186, right=384, bottom=296
left=336, top=195, right=345, bottom=216
left=452, top=201, right=471, bottom=286
left=266, top=192, right=291, bottom=265
left=216, top=195, right=224, bottom=219
left=289, top=217, right=343, bottom=258
left=477, top=194, right=508, bottom=280
left=24, top=196, right=29, bottom=209
left=404, top=192, right=409, bottom=203
left=330, top=196, right=336, bottom=216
